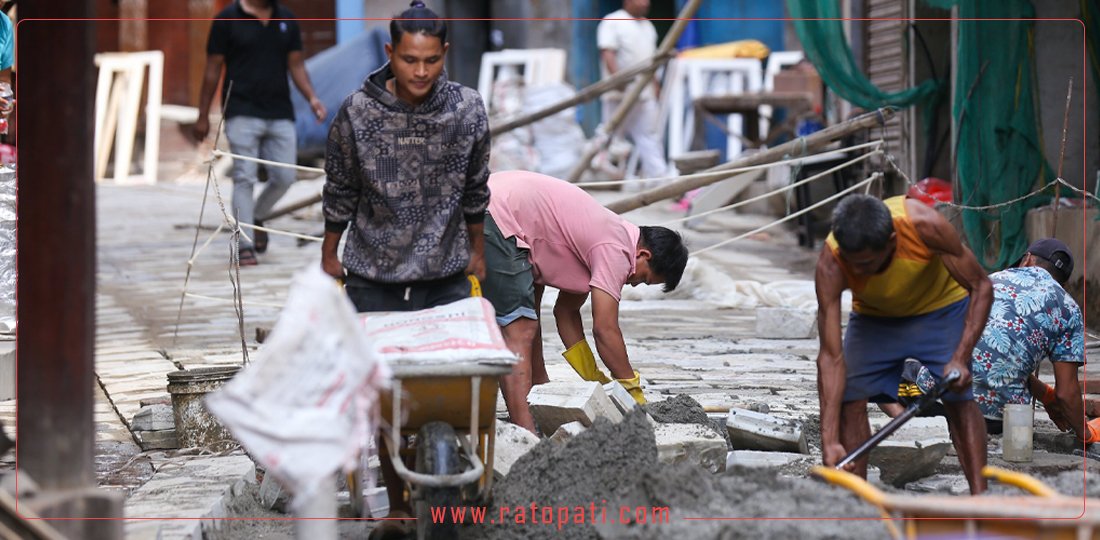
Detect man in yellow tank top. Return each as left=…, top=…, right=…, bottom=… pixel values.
left=815, top=194, right=993, bottom=494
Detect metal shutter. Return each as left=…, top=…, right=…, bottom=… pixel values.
left=863, top=0, right=914, bottom=181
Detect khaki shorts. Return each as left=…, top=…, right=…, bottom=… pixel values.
left=482, top=213, right=537, bottom=326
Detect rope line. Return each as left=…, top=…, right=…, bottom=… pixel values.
left=211, top=149, right=326, bottom=175
left=690, top=173, right=881, bottom=256
left=184, top=292, right=285, bottom=310
left=574, top=140, right=884, bottom=188
left=659, top=150, right=883, bottom=226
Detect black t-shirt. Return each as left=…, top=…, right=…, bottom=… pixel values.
left=207, top=1, right=302, bottom=120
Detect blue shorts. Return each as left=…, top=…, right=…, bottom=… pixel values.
left=843, top=297, right=972, bottom=403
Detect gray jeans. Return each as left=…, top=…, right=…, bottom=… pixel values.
left=225, top=116, right=296, bottom=249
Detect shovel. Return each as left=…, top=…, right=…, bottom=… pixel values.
left=836, top=369, right=960, bottom=470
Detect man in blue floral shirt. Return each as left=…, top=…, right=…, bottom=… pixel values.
left=968, top=239, right=1090, bottom=441
left=882, top=239, right=1092, bottom=440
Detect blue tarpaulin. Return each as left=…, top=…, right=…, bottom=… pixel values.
left=289, top=26, right=389, bottom=159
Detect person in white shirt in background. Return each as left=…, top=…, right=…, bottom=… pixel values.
left=596, top=0, right=674, bottom=188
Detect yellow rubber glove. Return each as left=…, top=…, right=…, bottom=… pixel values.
left=562, top=340, right=612, bottom=384
left=616, top=371, right=646, bottom=405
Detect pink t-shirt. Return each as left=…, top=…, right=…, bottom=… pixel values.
left=488, top=171, right=640, bottom=301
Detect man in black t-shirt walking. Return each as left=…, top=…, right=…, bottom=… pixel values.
left=194, top=0, right=326, bottom=265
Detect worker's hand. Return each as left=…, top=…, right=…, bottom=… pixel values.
left=1079, top=418, right=1100, bottom=444
left=0, top=96, right=14, bottom=118
left=465, top=251, right=486, bottom=281
left=822, top=442, right=851, bottom=471
left=309, top=96, right=327, bottom=124
left=942, top=360, right=971, bottom=393
left=1041, top=400, right=1073, bottom=432
left=321, top=252, right=345, bottom=281
left=192, top=116, right=210, bottom=143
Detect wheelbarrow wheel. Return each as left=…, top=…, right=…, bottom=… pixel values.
left=415, top=421, right=462, bottom=540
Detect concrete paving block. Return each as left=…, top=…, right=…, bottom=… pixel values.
left=548, top=421, right=587, bottom=445
left=904, top=473, right=970, bottom=495
left=753, top=308, right=819, bottom=339
left=868, top=441, right=952, bottom=487
left=132, top=404, right=175, bottom=431
left=528, top=381, right=622, bottom=435
left=726, top=450, right=808, bottom=470
left=726, top=407, right=808, bottom=453
left=259, top=471, right=290, bottom=512
left=493, top=421, right=540, bottom=478
left=603, top=381, right=640, bottom=415
left=865, top=416, right=952, bottom=487
left=136, top=429, right=179, bottom=451
left=125, top=454, right=256, bottom=540
left=654, top=423, right=727, bottom=473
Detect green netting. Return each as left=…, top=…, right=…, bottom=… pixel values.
left=932, top=0, right=1053, bottom=268
left=790, top=0, right=1054, bottom=269
left=786, top=1, right=940, bottom=109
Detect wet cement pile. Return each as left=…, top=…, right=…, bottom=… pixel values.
left=469, top=410, right=658, bottom=539
left=645, top=394, right=732, bottom=449
left=467, top=409, right=884, bottom=539
left=598, top=465, right=884, bottom=539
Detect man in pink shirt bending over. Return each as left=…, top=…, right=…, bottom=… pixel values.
left=482, top=170, right=689, bottom=432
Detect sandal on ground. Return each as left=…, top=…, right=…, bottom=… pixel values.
left=253, top=221, right=269, bottom=254
left=239, top=248, right=258, bottom=266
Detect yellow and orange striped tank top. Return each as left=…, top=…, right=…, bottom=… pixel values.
left=825, top=196, right=967, bottom=317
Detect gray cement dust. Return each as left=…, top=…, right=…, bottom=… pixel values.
left=645, top=394, right=732, bottom=450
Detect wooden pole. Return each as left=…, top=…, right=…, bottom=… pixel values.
left=564, top=0, right=703, bottom=183
left=490, top=51, right=674, bottom=137
left=1051, top=77, right=1072, bottom=233
left=605, top=108, right=895, bottom=214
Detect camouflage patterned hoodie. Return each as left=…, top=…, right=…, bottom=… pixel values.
left=323, top=63, right=490, bottom=283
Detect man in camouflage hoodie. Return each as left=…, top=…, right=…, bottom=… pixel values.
left=321, top=7, right=490, bottom=312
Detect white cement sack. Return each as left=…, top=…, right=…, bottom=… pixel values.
left=523, top=83, right=587, bottom=179
left=206, top=265, right=390, bottom=506
left=361, top=297, right=517, bottom=366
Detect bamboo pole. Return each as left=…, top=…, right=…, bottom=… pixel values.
left=564, top=0, right=704, bottom=183
left=490, top=51, right=674, bottom=137
left=605, top=107, right=895, bottom=214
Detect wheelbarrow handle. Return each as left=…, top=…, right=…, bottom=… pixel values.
left=836, top=369, right=960, bottom=470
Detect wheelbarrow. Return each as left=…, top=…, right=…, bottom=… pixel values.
left=813, top=465, right=1100, bottom=539
left=376, top=360, right=511, bottom=539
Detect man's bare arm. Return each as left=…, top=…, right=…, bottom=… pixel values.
left=193, top=54, right=225, bottom=141
left=600, top=49, right=618, bottom=75
left=815, top=248, right=849, bottom=467
left=288, top=51, right=326, bottom=123
left=909, top=200, right=992, bottom=392
left=589, top=288, right=633, bottom=380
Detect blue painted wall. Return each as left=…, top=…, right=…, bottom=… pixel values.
left=336, top=0, right=365, bottom=44
left=675, top=0, right=786, bottom=52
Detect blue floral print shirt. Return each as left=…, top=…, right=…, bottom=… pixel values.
left=970, top=267, right=1084, bottom=420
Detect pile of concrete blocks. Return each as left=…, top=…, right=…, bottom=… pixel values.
left=131, top=400, right=178, bottom=451
left=755, top=307, right=817, bottom=339
left=867, top=416, right=952, bottom=487
left=527, top=381, right=623, bottom=435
